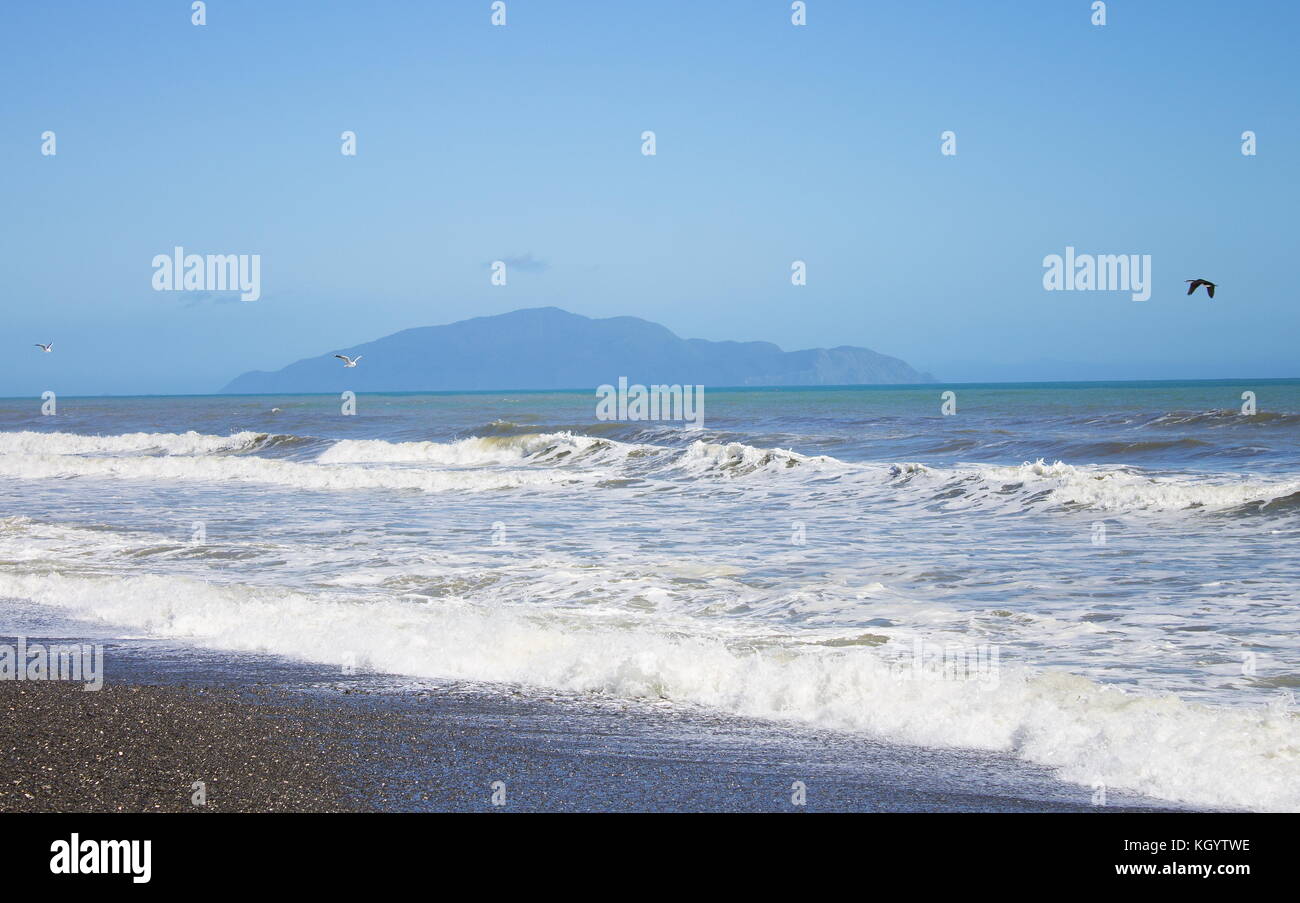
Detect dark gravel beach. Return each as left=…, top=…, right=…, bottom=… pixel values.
left=0, top=681, right=368, bottom=813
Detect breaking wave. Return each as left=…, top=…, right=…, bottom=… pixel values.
left=1, top=429, right=1297, bottom=512
left=894, top=459, right=1300, bottom=514
left=317, top=432, right=618, bottom=466
left=0, top=430, right=275, bottom=457
left=0, top=567, right=1295, bottom=811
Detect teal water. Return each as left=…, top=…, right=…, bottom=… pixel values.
left=4, top=378, right=1298, bottom=469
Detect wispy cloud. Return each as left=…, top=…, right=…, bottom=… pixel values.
left=488, top=253, right=549, bottom=274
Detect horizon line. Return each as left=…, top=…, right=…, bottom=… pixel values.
left=4, top=376, right=1298, bottom=402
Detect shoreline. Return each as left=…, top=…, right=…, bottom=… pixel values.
left=0, top=619, right=1200, bottom=813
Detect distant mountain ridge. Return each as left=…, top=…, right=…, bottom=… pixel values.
left=220, top=307, right=933, bottom=393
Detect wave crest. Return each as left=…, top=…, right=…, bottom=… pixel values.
left=0, top=430, right=271, bottom=457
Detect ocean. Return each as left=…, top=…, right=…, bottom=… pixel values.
left=2, top=379, right=1298, bottom=811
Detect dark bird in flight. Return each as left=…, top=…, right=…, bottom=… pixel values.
left=1185, top=279, right=1216, bottom=299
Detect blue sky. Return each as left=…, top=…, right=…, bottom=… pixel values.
left=1, top=0, right=1296, bottom=395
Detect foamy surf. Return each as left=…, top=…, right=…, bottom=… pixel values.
left=0, top=451, right=585, bottom=493
left=5, top=428, right=1296, bottom=511
left=895, top=459, right=1300, bottom=514
left=316, top=432, right=620, bottom=466
left=0, top=429, right=270, bottom=457
left=0, top=568, right=1295, bottom=812
left=3, top=381, right=1299, bottom=816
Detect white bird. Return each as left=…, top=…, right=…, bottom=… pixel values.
left=34, top=342, right=52, bottom=353
left=334, top=354, right=362, bottom=368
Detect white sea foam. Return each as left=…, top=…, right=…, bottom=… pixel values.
left=317, top=432, right=619, bottom=466
left=4, top=429, right=1295, bottom=511
left=0, top=568, right=1295, bottom=811
left=0, top=430, right=265, bottom=457
left=927, top=460, right=1300, bottom=513
left=675, top=439, right=836, bottom=475
left=0, top=452, right=581, bottom=493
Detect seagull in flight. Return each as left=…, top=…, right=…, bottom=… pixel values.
left=1185, top=278, right=1216, bottom=299
left=34, top=342, right=52, bottom=353
left=334, top=354, right=362, bottom=368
